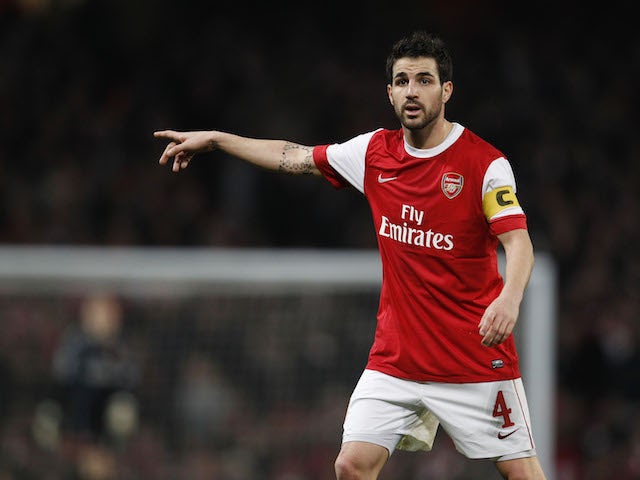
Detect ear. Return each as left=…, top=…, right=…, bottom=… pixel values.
left=387, top=84, right=394, bottom=106
left=442, top=81, right=453, bottom=104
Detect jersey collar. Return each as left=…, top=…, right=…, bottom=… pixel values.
left=403, top=123, right=464, bottom=158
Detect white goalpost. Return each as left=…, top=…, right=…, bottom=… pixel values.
left=519, top=253, right=557, bottom=479
left=0, top=246, right=556, bottom=478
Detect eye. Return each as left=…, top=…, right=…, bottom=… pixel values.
left=395, top=78, right=408, bottom=86
left=420, top=77, right=431, bottom=85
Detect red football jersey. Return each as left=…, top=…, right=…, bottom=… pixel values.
left=313, top=124, right=528, bottom=382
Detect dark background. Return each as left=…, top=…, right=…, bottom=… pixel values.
left=1, top=1, right=639, bottom=479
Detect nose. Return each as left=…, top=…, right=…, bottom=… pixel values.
left=406, top=80, right=418, bottom=98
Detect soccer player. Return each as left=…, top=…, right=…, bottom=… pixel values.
left=153, top=31, right=547, bottom=480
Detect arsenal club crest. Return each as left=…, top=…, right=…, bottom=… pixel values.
left=441, top=172, right=464, bottom=199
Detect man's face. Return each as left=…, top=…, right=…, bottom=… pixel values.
left=387, top=56, right=452, bottom=130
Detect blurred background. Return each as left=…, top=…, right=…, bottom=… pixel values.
left=1, top=0, right=639, bottom=478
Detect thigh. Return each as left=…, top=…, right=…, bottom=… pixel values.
left=342, top=370, right=439, bottom=454
left=422, top=378, right=537, bottom=459
left=496, top=455, right=547, bottom=479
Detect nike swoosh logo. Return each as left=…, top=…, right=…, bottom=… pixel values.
left=497, top=428, right=520, bottom=440
left=377, top=173, right=398, bottom=184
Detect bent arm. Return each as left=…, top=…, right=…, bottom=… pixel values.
left=478, top=228, right=534, bottom=347
left=154, top=130, right=321, bottom=175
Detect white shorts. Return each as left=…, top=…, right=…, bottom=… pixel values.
left=342, top=369, right=537, bottom=461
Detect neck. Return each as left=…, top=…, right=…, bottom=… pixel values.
left=404, top=119, right=453, bottom=150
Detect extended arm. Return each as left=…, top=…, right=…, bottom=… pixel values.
left=478, top=228, right=534, bottom=347
left=153, top=130, right=321, bottom=175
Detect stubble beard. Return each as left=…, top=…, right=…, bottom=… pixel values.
left=398, top=103, right=442, bottom=131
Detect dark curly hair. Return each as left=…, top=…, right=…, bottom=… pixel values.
left=385, top=31, right=453, bottom=85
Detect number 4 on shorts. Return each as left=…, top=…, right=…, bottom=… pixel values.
left=492, top=390, right=515, bottom=428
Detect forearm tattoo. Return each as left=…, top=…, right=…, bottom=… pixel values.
left=280, top=142, right=315, bottom=174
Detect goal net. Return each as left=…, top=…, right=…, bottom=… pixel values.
left=0, top=246, right=555, bottom=479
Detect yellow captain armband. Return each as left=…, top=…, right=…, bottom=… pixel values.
left=482, top=186, right=520, bottom=220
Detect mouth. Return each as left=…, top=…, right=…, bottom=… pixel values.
left=403, top=103, right=422, bottom=116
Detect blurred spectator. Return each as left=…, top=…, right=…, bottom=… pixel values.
left=173, top=352, right=238, bottom=449
left=51, top=292, right=139, bottom=441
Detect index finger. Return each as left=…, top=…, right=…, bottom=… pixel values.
left=154, top=130, right=180, bottom=141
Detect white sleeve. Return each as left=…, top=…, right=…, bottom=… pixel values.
left=325, top=129, right=380, bottom=194
left=482, top=157, right=525, bottom=219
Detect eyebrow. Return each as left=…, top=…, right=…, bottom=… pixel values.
left=393, top=71, right=435, bottom=80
